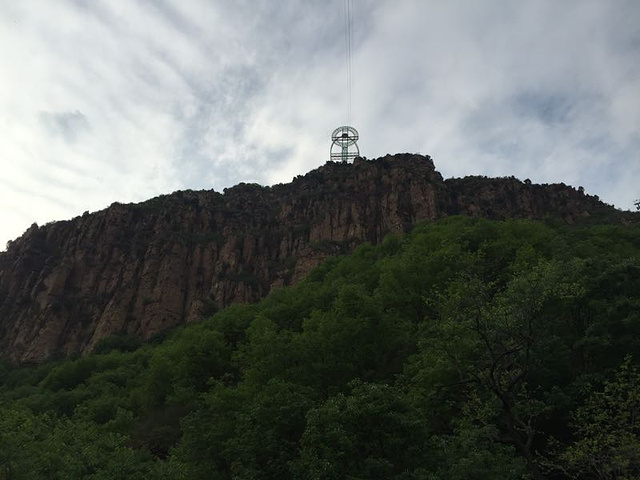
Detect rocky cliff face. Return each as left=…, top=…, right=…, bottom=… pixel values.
left=0, top=154, right=617, bottom=362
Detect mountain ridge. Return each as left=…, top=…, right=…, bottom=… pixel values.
left=0, top=153, right=629, bottom=362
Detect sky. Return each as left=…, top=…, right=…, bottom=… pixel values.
left=1, top=0, right=639, bottom=249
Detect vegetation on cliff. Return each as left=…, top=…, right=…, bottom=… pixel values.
left=1, top=216, right=639, bottom=479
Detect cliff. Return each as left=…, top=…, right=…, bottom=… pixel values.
left=0, top=154, right=620, bottom=362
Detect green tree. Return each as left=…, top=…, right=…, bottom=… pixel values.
left=228, top=381, right=316, bottom=480
left=0, top=406, right=40, bottom=480
left=0, top=406, right=164, bottom=480
left=172, top=383, right=245, bottom=479
left=419, top=259, right=576, bottom=479
left=428, top=392, right=528, bottom=480
left=293, top=381, right=427, bottom=480
left=558, top=356, right=640, bottom=479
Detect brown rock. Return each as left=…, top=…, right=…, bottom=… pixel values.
left=0, top=154, right=625, bottom=362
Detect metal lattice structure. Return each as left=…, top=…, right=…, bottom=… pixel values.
left=330, top=125, right=359, bottom=163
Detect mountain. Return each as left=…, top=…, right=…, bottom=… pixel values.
left=0, top=153, right=621, bottom=362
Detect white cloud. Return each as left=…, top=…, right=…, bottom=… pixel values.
left=1, top=0, right=639, bottom=249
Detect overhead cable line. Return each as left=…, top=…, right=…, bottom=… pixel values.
left=344, top=0, right=353, bottom=124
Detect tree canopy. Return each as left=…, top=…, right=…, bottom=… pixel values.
left=1, top=216, right=640, bottom=479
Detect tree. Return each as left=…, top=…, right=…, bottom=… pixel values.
left=172, top=383, right=245, bottom=480
left=0, top=406, right=39, bottom=480
left=293, top=381, right=427, bottom=480
left=557, top=356, right=640, bottom=479
left=0, top=406, right=164, bottom=480
left=227, top=381, right=316, bottom=480
left=428, top=392, right=528, bottom=480
left=420, top=259, right=576, bottom=480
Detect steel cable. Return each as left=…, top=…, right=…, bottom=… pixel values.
left=344, top=0, right=353, bottom=124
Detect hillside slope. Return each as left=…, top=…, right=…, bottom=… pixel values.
left=1, top=217, right=639, bottom=479
left=0, top=154, right=618, bottom=362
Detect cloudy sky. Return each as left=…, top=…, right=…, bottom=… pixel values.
left=1, top=0, right=639, bottom=248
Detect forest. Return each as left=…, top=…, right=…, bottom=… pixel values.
left=1, top=216, right=639, bottom=479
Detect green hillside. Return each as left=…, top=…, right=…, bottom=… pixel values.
left=1, top=216, right=639, bottom=479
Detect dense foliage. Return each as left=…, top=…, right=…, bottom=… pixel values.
left=1, top=216, right=640, bottom=479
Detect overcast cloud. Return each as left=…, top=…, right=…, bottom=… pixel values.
left=1, top=0, right=639, bottom=249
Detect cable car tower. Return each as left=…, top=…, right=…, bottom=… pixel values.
left=330, top=0, right=360, bottom=163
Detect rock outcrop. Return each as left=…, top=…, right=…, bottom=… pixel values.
left=0, top=154, right=619, bottom=362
